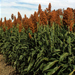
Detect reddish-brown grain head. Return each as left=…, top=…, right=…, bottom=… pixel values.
left=28, top=33, right=32, bottom=39
left=19, top=23, right=23, bottom=33
left=11, top=14, right=14, bottom=20
left=3, top=26, right=6, bottom=32
left=47, top=3, right=51, bottom=13
left=38, top=4, right=42, bottom=15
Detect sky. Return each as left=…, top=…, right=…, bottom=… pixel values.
left=0, top=0, right=75, bottom=22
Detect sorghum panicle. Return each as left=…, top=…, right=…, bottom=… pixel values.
left=4, top=17, right=6, bottom=25
left=49, top=10, right=56, bottom=26
left=27, top=18, right=35, bottom=33
left=28, top=33, right=32, bottom=39
left=11, top=14, right=14, bottom=20
left=23, top=19, right=29, bottom=33
left=38, top=4, right=42, bottom=15
left=55, top=11, right=61, bottom=28
left=19, top=23, right=23, bottom=33
left=30, top=11, right=38, bottom=32
left=7, top=19, right=13, bottom=30
left=47, top=3, right=51, bottom=13
left=18, top=12, right=22, bottom=22
left=40, top=11, right=48, bottom=27
left=13, top=16, right=17, bottom=27
left=62, top=8, right=74, bottom=31
left=3, top=26, right=6, bottom=32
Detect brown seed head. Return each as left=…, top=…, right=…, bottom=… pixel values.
left=28, top=33, right=32, bottom=39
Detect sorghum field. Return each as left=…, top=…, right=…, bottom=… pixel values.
left=0, top=3, right=75, bottom=75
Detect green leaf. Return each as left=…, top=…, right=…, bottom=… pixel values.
left=69, top=69, right=75, bottom=75
left=31, top=50, right=36, bottom=57
left=57, top=64, right=68, bottom=75
left=43, top=60, right=58, bottom=72
left=10, top=36, right=16, bottom=39
left=37, top=49, right=43, bottom=59
left=39, top=41, right=42, bottom=45
left=35, top=57, right=49, bottom=68
left=39, top=63, right=44, bottom=70
left=64, top=43, right=67, bottom=47
left=1, top=42, right=10, bottom=49
left=73, top=48, right=75, bottom=50
left=14, top=61, right=17, bottom=65
left=44, top=73, right=47, bottom=75
left=67, top=36, right=71, bottom=44
left=27, top=60, right=35, bottom=72
left=0, top=43, right=4, bottom=46
left=73, top=65, right=75, bottom=69
left=47, top=66, right=60, bottom=75
left=19, top=55, right=23, bottom=60
left=46, top=40, right=49, bottom=46
left=28, top=56, right=31, bottom=63
left=54, top=49, right=61, bottom=52
left=15, top=44, right=21, bottom=50
left=24, top=67, right=28, bottom=72
left=34, top=56, right=42, bottom=68
left=59, top=52, right=69, bottom=62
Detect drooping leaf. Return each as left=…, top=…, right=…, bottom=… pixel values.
left=19, top=55, right=23, bottom=60
left=59, top=52, right=69, bottom=62
left=43, top=60, right=58, bottom=72
left=47, top=66, right=60, bottom=75
left=35, top=57, right=49, bottom=68
left=27, top=60, right=35, bottom=72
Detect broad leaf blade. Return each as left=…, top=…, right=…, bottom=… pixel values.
left=59, top=53, right=69, bottom=63
left=47, top=66, right=60, bottom=75
left=43, top=60, right=58, bottom=72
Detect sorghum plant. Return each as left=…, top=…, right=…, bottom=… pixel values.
left=73, top=13, right=75, bottom=32
left=38, top=4, right=42, bottom=26
left=19, top=23, right=23, bottom=33
left=56, top=9, right=63, bottom=15
left=38, top=4, right=42, bottom=15
left=62, top=8, right=74, bottom=31
left=13, top=16, right=17, bottom=27
left=49, top=10, right=57, bottom=26
left=39, top=11, right=48, bottom=27
left=55, top=11, right=61, bottom=28
left=22, top=14, right=28, bottom=24
left=67, top=7, right=74, bottom=32
left=17, top=18, right=21, bottom=25
left=27, top=18, right=35, bottom=33
left=44, top=3, right=52, bottom=27
left=7, top=19, right=13, bottom=30
left=4, top=17, right=6, bottom=26
left=32, top=11, right=38, bottom=32
left=46, top=3, right=51, bottom=13
left=0, top=18, right=2, bottom=27
left=11, top=14, right=14, bottom=20
left=23, top=18, right=29, bottom=33
left=18, top=12, right=22, bottom=21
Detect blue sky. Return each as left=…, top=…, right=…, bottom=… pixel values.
left=0, top=0, right=75, bottom=22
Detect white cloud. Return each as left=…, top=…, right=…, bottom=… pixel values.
left=69, top=0, right=75, bottom=3
left=1, top=0, right=75, bottom=22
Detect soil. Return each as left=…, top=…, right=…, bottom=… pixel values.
left=0, top=52, right=20, bottom=75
